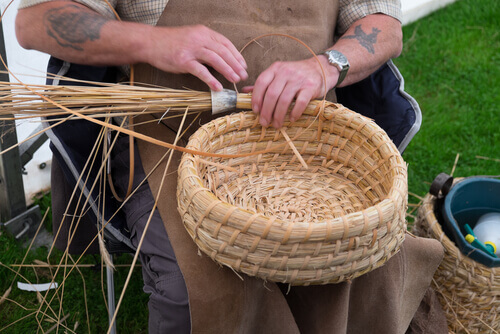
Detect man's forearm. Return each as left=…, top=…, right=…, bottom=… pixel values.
left=16, top=1, right=151, bottom=66
left=325, top=13, right=403, bottom=88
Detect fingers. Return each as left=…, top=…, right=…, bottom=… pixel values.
left=251, top=60, right=323, bottom=128
left=259, top=83, right=315, bottom=129
left=272, top=85, right=312, bottom=128
left=251, top=68, right=276, bottom=123
left=241, top=86, right=254, bottom=93
left=151, top=25, right=248, bottom=91
left=196, top=29, right=248, bottom=88
left=185, top=60, right=223, bottom=91
left=196, top=48, right=246, bottom=85
left=290, top=89, right=315, bottom=122
left=264, top=81, right=295, bottom=128
left=213, top=34, right=248, bottom=71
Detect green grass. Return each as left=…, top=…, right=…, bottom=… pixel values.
left=1, top=0, right=499, bottom=332
left=393, top=0, right=500, bottom=197
left=0, top=195, right=148, bottom=333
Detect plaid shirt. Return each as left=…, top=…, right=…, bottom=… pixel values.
left=19, top=0, right=401, bottom=32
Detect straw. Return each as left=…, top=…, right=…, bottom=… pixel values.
left=0, top=80, right=214, bottom=119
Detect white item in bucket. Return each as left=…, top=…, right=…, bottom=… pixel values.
left=473, top=213, right=500, bottom=256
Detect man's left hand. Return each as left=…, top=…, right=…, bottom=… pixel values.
left=242, top=56, right=337, bottom=128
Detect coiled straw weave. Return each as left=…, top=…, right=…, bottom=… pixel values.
left=177, top=100, right=407, bottom=285
left=413, top=193, right=500, bottom=333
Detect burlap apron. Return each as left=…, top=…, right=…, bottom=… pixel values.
left=133, top=1, right=445, bottom=333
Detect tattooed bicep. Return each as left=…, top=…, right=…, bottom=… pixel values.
left=44, top=4, right=108, bottom=51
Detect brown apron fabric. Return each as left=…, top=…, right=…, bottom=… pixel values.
left=406, top=287, right=449, bottom=334
left=283, top=234, right=445, bottom=334
left=133, top=1, right=445, bottom=332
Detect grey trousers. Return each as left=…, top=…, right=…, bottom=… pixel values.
left=110, top=135, right=190, bottom=334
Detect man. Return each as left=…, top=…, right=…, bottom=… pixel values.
left=16, top=0, right=445, bottom=333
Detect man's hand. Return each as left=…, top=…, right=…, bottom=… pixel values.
left=242, top=56, right=338, bottom=128
left=146, top=25, right=248, bottom=91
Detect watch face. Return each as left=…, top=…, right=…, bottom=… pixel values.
left=325, top=50, right=349, bottom=67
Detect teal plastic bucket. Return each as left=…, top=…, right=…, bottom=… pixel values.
left=442, top=177, right=500, bottom=267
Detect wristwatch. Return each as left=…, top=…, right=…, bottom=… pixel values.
left=321, top=50, right=350, bottom=88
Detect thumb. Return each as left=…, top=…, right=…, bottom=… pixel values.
left=241, top=86, right=254, bottom=93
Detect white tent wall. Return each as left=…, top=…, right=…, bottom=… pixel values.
left=402, top=0, right=459, bottom=25
left=1, top=0, right=457, bottom=205
left=1, top=0, right=51, bottom=205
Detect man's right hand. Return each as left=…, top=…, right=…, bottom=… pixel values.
left=16, top=1, right=247, bottom=90
left=145, top=25, right=247, bottom=91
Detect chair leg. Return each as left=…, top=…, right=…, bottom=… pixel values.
left=107, top=256, right=117, bottom=334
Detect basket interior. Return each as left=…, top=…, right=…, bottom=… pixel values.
left=193, top=112, right=399, bottom=225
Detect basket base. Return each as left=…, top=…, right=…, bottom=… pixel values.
left=213, top=170, right=377, bottom=225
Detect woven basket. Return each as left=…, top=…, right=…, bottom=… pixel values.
left=177, top=100, right=407, bottom=285
left=413, top=192, right=500, bottom=333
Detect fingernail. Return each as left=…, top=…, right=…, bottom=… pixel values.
left=231, top=73, right=240, bottom=82
left=252, top=104, right=259, bottom=114
left=239, top=70, right=248, bottom=80
left=213, top=82, right=223, bottom=91
left=260, top=119, right=268, bottom=127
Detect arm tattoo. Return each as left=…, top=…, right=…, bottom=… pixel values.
left=44, top=4, right=108, bottom=51
left=341, top=25, right=381, bottom=54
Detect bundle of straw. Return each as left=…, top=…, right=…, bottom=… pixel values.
left=0, top=80, right=225, bottom=121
